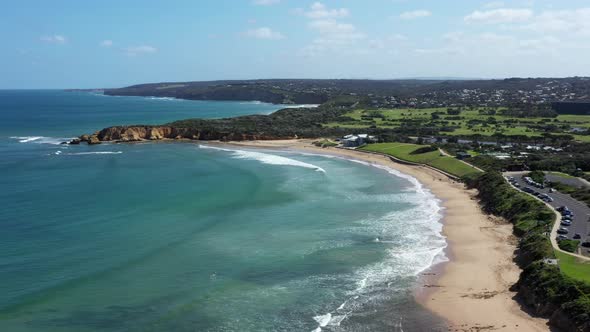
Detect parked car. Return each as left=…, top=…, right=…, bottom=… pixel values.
left=557, top=234, right=569, bottom=240
left=557, top=228, right=569, bottom=234
left=573, top=233, right=582, bottom=239
left=582, top=241, right=590, bottom=248
left=557, top=206, right=568, bottom=212
left=561, top=220, right=572, bottom=226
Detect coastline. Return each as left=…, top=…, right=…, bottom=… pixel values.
left=220, top=139, right=551, bottom=331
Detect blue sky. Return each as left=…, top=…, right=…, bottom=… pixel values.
left=2, top=0, right=590, bottom=88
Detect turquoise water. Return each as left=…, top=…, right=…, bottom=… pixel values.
left=0, top=91, right=447, bottom=331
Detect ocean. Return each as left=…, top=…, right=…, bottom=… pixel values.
left=0, top=90, right=447, bottom=331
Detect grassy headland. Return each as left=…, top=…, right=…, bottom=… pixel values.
left=360, top=143, right=482, bottom=178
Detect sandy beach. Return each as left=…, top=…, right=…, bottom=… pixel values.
left=225, top=139, right=550, bottom=332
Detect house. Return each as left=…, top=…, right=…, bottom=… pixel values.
left=456, top=152, right=472, bottom=160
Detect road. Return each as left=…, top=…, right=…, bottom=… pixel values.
left=545, top=172, right=590, bottom=189
left=505, top=171, right=590, bottom=256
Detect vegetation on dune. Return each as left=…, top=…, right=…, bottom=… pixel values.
left=359, top=143, right=481, bottom=178
left=312, top=139, right=338, bottom=148
left=467, top=172, right=590, bottom=330
left=558, top=239, right=582, bottom=253
left=519, top=261, right=590, bottom=328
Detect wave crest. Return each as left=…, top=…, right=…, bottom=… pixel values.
left=53, top=151, right=123, bottom=156
left=199, top=145, right=326, bottom=173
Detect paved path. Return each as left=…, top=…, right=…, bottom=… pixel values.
left=438, top=148, right=485, bottom=173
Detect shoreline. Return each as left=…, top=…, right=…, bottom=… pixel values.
left=218, top=139, right=551, bottom=331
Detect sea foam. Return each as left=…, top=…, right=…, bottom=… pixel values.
left=294, top=153, right=446, bottom=331
left=147, top=96, right=179, bottom=101
left=198, top=145, right=326, bottom=173
left=10, top=136, right=71, bottom=145
left=52, top=150, right=123, bottom=156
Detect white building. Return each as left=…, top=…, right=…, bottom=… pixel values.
left=341, top=134, right=376, bottom=147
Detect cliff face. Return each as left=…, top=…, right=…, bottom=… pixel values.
left=77, top=125, right=296, bottom=144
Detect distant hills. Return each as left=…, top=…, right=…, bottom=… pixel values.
left=102, top=77, right=590, bottom=107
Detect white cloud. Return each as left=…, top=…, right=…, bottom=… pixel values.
left=302, top=2, right=349, bottom=19
left=252, top=0, right=280, bottom=5
left=399, top=10, right=431, bottom=20
left=242, top=27, right=285, bottom=40
left=389, top=33, right=408, bottom=41
left=483, top=1, right=505, bottom=9
left=123, top=45, right=157, bottom=56
left=300, top=19, right=365, bottom=56
left=40, top=35, right=67, bottom=44
left=308, top=20, right=358, bottom=35
left=464, top=8, right=533, bottom=24
left=100, top=40, right=113, bottom=47
left=524, top=8, right=590, bottom=35
left=443, top=31, right=464, bottom=43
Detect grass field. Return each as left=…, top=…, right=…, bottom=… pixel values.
left=324, top=108, right=590, bottom=141
left=360, top=143, right=482, bottom=178
left=556, top=251, right=590, bottom=284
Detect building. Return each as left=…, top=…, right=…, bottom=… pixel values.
left=456, top=152, right=472, bottom=160
left=341, top=134, right=376, bottom=147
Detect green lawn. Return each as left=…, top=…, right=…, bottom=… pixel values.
left=360, top=143, right=481, bottom=178
left=556, top=251, right=590, bottom=284
left=323, top=108, right=590, bottom=142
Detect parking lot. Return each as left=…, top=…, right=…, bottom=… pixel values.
left=504, top=172, right=590, bottom=256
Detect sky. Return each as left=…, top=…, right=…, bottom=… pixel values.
left=2, top=0, right=590, bottom=88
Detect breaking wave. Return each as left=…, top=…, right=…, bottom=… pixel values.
left=53, top=151, right=123, bottom=156
left=198, top=145, right=326, bottom=173
left=306, top=156, right=446, bottom=332
left=10, top=136, right=71, bottom=145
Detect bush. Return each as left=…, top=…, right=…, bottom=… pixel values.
left=410, top=146, right=438, bottom=155
left=528, top=170, right=546, bottom=184
left=558, top=239, right=581, bottom=253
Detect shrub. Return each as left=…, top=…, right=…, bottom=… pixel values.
left=558, top=239, right=581, bottom=253
left=410, top=146, right=438, bottom=155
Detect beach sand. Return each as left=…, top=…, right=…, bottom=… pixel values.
left=224, top=139, right=551, bottom=332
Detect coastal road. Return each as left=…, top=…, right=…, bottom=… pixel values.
left=505, top=172, right=590, bottom=257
